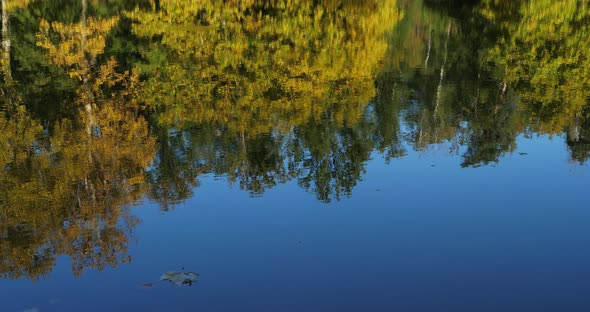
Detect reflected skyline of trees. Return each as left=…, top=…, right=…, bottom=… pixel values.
left=1, top=0, right=589, bottom=280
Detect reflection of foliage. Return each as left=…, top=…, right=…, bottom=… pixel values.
left=387, top=0, right=518, bottom=166
left=290, top=116, right=374, bottom=202
left=37, top=16, right=119, bottom=82
left=128, top=0, right=401, bottom=135
left=5, top=0, right=30, bottom=11
left=145, top=126, right=206, bottom=211
left=460, top=98, right=517, bottom=167
left=385, top=0, right=590, bottom=166
left=0, top=100, right=155, bottom=280
left=2, top=1, right=154, bottom=279
left=482, top=0, right=590, bottom=135
left=36, top=11, right=141, bottom=117
left=3, top=0, right=590, bottom=282
left=1, top=0, right=402, bottom=280
left=2, top=0, right=76, bottom=120
left=127, top=0, right=401, bottom=201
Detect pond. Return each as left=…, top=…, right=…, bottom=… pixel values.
left=1, top=0, right=589, bottom=311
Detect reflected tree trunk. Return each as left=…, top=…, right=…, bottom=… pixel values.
left=570, top=114, right=580, bottom=142
left=1, top=0, right=9, bottom=237
left=1, top=0, right=9, bottom=56
left=80, top=0, right=95, bottom=135
left=425, top=29, right=431, bottom=69
left=238, top=130, right=250, bottom=182
left=1, top=0, right=14, bottom=107
left=495, top=81, right=507, bottom=114
left=434, top=22, right=451, bottom=116
left=1, top=0, right=12, bottom=84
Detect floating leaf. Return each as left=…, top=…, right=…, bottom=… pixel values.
left=160, top=271, right=199, bottom=286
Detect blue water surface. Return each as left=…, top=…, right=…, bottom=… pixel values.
left=2, top=135, right=589, bottom=312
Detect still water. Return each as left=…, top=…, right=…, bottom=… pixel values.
left=1, top=0, right=590, bottom=311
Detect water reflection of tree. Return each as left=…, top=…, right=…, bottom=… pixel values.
left=129, top=0, right=401, bottom=202
left=0, top=101, right=154, bottom=280
left=2, top=0, right=590, bottom=281
left=566, top=105, right=590, bottom=165
left=0, top=102, right=148, bottom=278
left=387, top=0, right=518, bottom=166
left=389, top=0, right=586, bottom=166
left=482, top=0, right=590, bottom=157
left=1, top=0, right=401, bottom=280
left=1, top=0, right=155, bottom=280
